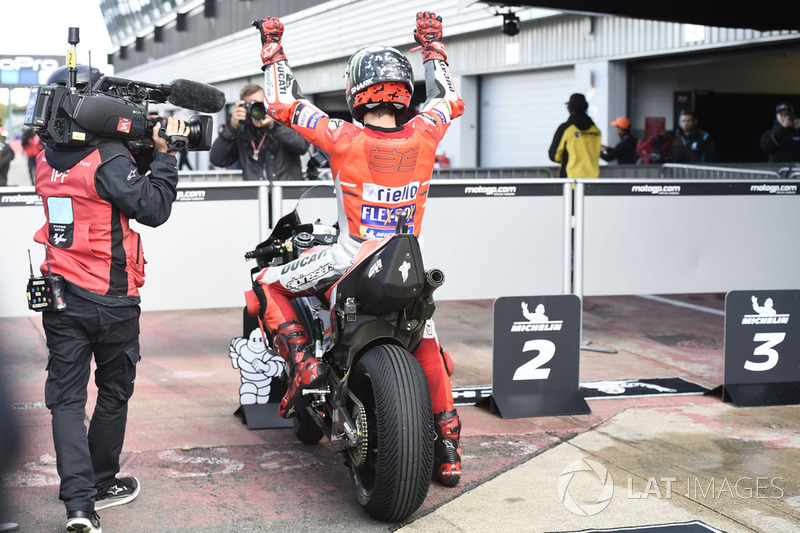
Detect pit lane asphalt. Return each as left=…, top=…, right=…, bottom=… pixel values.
left=2, top=294, right=798, bottom=532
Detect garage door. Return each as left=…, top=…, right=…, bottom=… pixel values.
left=480, top=68, right=575, bottom=167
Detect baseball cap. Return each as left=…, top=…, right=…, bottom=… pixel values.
left=610, top=117, right=631, bottom=129
left=776, top=102, right=794, bottom=114
left=566, top=93, right=587, bottom=108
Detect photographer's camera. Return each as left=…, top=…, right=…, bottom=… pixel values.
left=245, top=100, right=268, bottom=121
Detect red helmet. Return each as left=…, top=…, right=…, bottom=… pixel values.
left=345, top=46, right=413, bottom=122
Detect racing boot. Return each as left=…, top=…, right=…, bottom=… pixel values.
left=433, top=409, right=462, bottom=487
left=273, top=321, right=326, bottom=418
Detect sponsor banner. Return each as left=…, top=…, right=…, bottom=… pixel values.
left=174, top=188, right=258, bottom=202
left=1, top=188, right=257, bottom=207
left=282, top=183, right=564, bottom=200
left=0, top=55, right=61, bottom=86
left=428, top=183, right=563, bottom=198
left=585, top=182, right=799, bottom=197
left=0, top=192, right=43, bottom=207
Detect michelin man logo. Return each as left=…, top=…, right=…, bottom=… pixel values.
left=742, top=296, right=790, bottom=325
left=229, top=328, right=284, bottom=405
left=510, top=302, right=563, bottom=332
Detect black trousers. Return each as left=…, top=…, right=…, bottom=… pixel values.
left=42, top=292, right=140, bottom=512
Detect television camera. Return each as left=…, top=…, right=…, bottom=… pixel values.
left=24, top=27, right=226, bottom=151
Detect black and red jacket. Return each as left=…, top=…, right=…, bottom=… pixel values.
left=34, top=139, right=179, bottom=300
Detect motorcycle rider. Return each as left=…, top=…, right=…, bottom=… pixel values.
left=250, top=11, right=465, bottom=486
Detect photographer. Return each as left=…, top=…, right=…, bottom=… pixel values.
left=209, top=83, right=309, bottom=180
left=32, top=65, right=189, bottom=533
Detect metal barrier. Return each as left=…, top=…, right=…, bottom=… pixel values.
left=4, top=176, right=797, bottom=316
left=573, top=178, right=800, bottom=298
left=180, top=164, right=795, bottom=183
left=660, top=163, right=782, bottom=179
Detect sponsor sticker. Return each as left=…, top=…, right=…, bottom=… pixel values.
left=360, top=203, right=416, bottom=227
left=363, top=182, right=419, bottom=203
left=360, top=225, right=414, bottom=240
left=117, top=117, right=132, bottom=133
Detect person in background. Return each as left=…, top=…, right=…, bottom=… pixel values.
left=675, top=110, right=715, bottom=162
left=21, top=127, right=44, bottom=184
left=548, top=93, right=602, bottom=178
left=209, top=83, right=309, bottom=181
left=760, top=102, right=800, bottom=162
left=601, top=116, right=638, bottom=164
left=0, top=132, right=14, bottom=187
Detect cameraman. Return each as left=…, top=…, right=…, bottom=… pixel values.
left=32, top=65, right=189, bottom=533
left=209, top=83, right=309, bottom=180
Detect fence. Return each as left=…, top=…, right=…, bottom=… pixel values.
left=1, top=176, right=797, bottom=317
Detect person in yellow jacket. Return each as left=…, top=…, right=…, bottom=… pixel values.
left=548, top=93, right=602, bottom=178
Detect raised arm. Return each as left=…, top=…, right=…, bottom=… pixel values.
left=254, top=17, right=339, bottom=152
left=412, top=11, right=465, bottom=121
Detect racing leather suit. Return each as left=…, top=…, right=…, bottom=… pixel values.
left=255, top=52, right=464, bottom=415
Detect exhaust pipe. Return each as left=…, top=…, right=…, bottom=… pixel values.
left=421, top=268, right=445, bottom=299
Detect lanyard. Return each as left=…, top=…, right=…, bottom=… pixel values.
left=250, top=130, right=268, bottom=161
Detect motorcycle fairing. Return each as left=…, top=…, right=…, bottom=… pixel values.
left=333, top=233, right=426, bottom=315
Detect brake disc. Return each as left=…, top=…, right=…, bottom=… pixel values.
left=347, top=389, right=368, bottom=467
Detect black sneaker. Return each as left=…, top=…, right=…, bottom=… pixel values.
left=66, top=510, right=101, bottom=533
left=94, top=477, right=140, bottom=510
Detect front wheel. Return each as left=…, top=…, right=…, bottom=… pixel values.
left=347, top=344, right=434, bottom=522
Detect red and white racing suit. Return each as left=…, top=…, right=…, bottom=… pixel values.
left=255, top=52, right=464, bottom=415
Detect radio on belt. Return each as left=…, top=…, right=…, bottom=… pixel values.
left=26, top=249, right=67, bottom=312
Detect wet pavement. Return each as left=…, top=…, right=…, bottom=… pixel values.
left=2, top=294, right=799, bottom=532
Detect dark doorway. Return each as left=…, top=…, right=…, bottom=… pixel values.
left=691, top=91, right=799, bottom=163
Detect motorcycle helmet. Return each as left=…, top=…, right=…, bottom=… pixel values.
left=46, top=64, right=104, bottom=93
left=344, top=46, right=413, bottom=122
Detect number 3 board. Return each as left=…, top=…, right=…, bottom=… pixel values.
left=724, top=290, right=800, bottom=407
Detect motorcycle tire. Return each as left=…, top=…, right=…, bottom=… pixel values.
left=347, top=344, right=434, bottom=522
left=293, top=407, right=324, bottom=444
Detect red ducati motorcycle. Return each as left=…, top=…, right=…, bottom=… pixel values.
left=244, top=187, right=444, bottom=521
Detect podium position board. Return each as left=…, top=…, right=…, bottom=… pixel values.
left=491, top=295, right=590, bottom=418
left=231, top=308, right=293, bottom=429
left=723, top=290, right=800, bottom=407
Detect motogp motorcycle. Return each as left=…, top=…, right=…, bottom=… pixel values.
left=243, top=186, right=445, bottom=521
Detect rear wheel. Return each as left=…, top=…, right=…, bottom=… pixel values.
left=347, top=344, right=434, bottom=522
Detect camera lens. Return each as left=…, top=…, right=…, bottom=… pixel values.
left=247, top=100, right=267, bottom=120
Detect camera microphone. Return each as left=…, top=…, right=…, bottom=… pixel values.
left=167, top=79, right=226, bottom=113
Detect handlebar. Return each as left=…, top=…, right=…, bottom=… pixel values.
left=244, top=243, right=281, bottom=261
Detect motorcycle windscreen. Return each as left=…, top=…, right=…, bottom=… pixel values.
left=342, top=234, right=426, bottom=314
